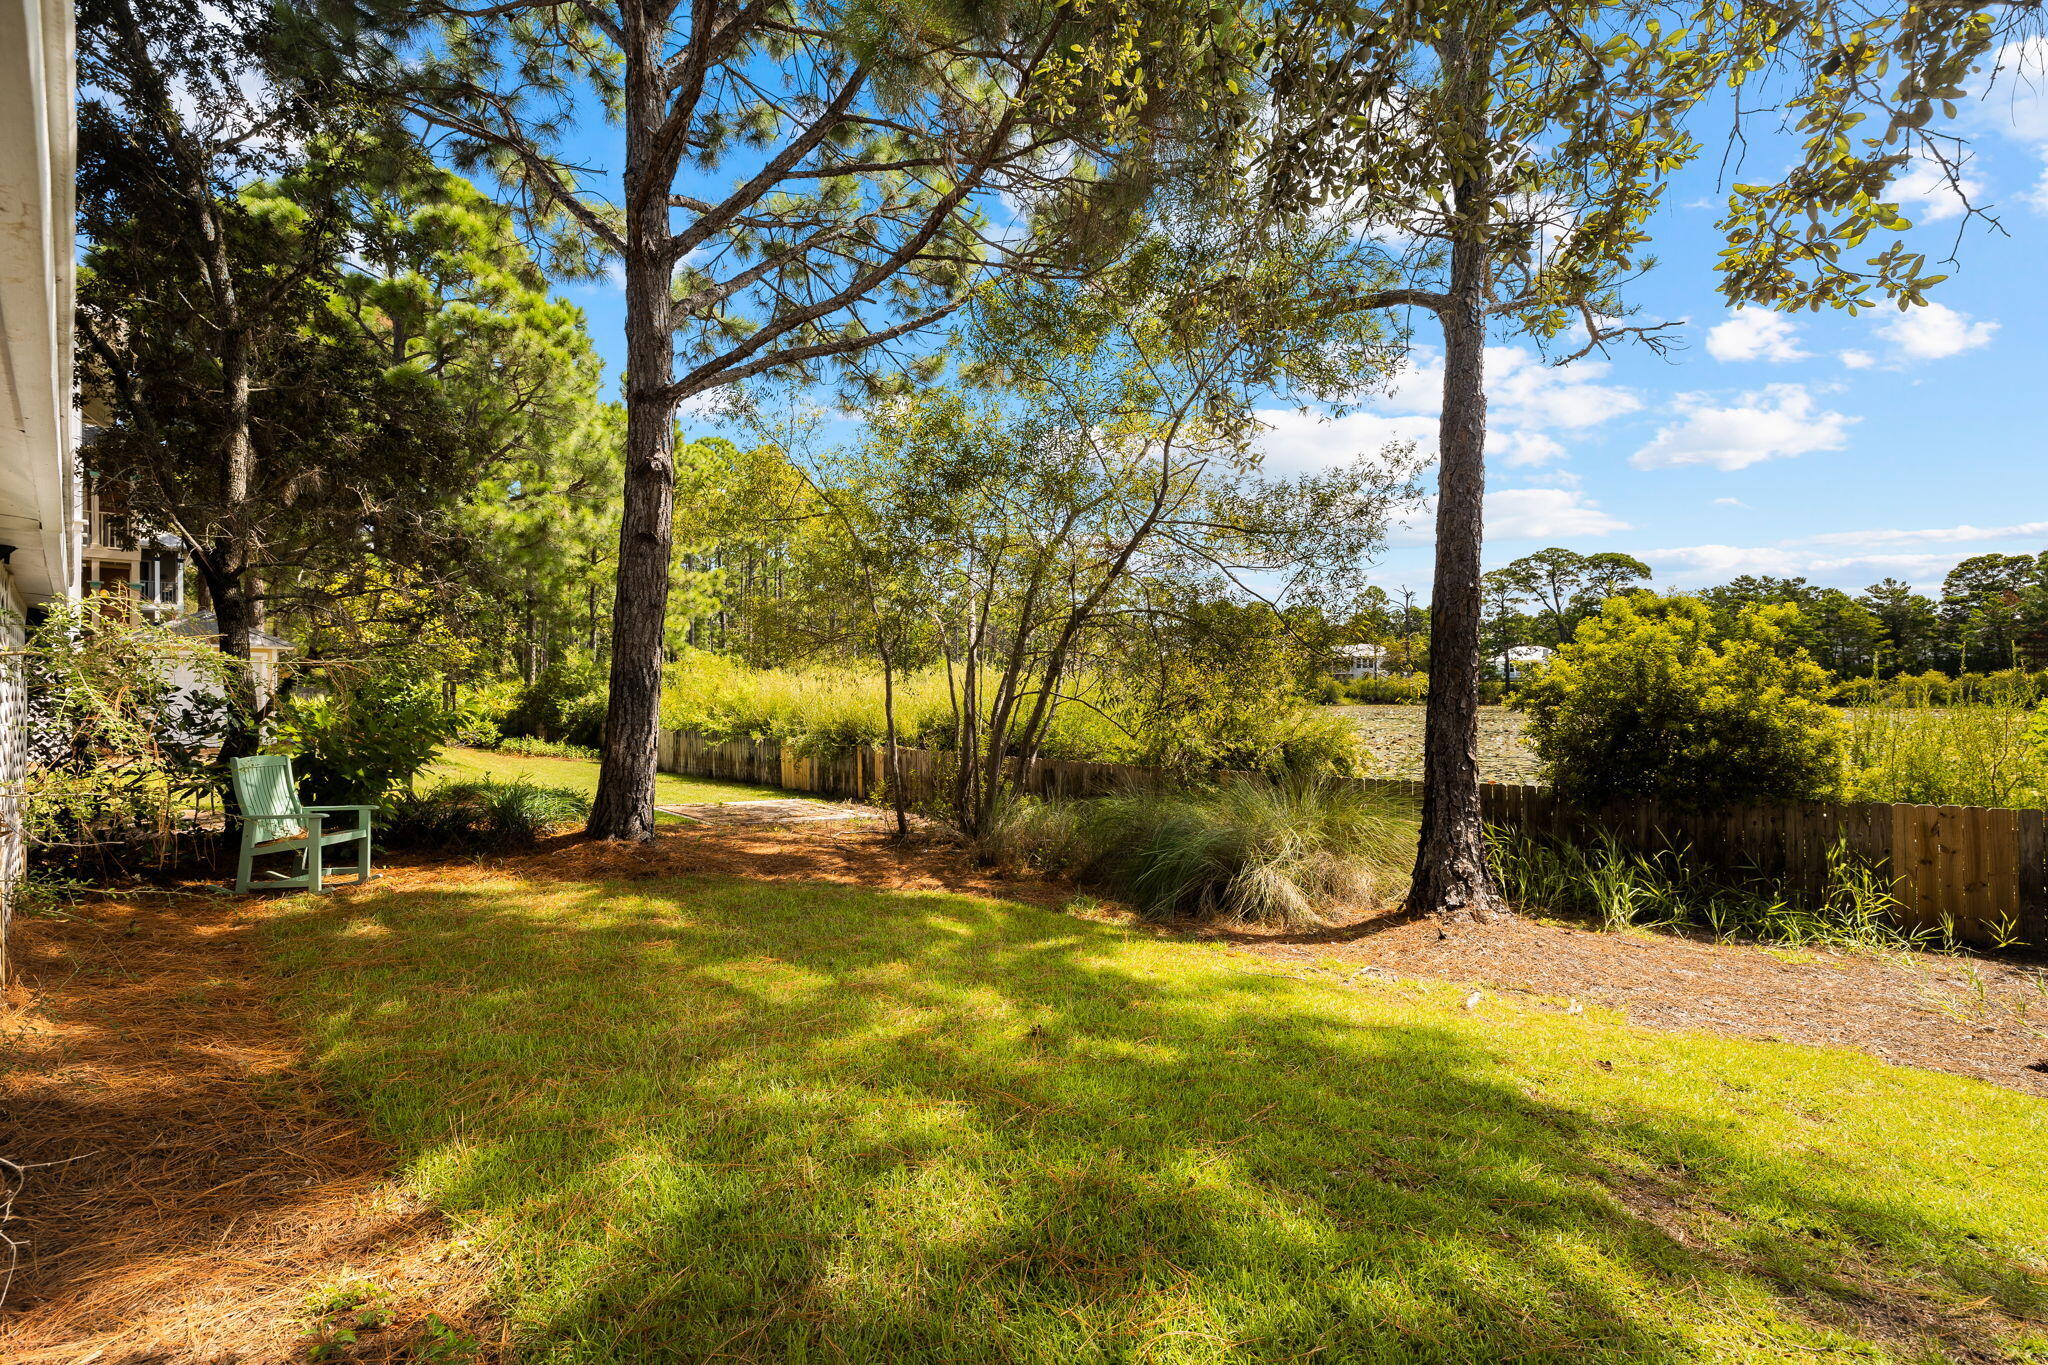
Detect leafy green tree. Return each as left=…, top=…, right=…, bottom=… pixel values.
left=1519, top=595, right=1846, bottom=810
left=460, top=402, right=627, bottom=685
left=768, top=204, right=1415, bottom=834
left=1497, top=549, right=1652, bottom=648
left=1941, top=553, right=2043, bottom=671
left=1803, top=589, right=1886, bottom=676
left=75, top=0, right=408, bottom=750
left=1859, top=578, right=1944, bottom=676
left=1262, top=0, right=2023, bottom=919
left=380, top=0, right=1263, bottom=840
left=1478, top=569, right=1532, bottom=683
left=76, top=0, right=603, bottom=755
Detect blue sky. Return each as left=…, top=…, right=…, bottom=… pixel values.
left=550, top=39, right=2048, bottom=602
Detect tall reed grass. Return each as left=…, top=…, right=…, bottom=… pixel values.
left=979, top=778, right=1417, bottom=926
left=1842, top=676, right=2048, bottom=808
left=658, top=652, right=1366, bottom=775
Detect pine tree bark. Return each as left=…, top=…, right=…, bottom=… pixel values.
left=1408, top=17, right=1508, bottom=921
left=588, top=0, right=676, bottom=841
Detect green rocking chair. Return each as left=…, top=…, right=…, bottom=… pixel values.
left=229, top=755, right=375, bottom=893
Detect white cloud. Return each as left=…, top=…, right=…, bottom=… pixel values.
left=1487, top=488, right=1629, bottom=540
left=1888, top=152, right=1986, bottom=222
left=1874, top=301, right=1998, bottom=361
left=1488, top=349, right=1641, bottom=429
left=1630, top=384, right=1856, bottom=471
left=1984, top=37, right=2048, bottom=141
left=1370, top=347, right=1640, bottom=429
left=1803, top=520, right=2048, bottom=547
left=1388, top=486, right=1628, bottom=546
left=1712, top=497, right=1749, bottom=508
left=1706, top=310, right=1809, bottom=363
left=1274, top=343, right=1638, bottom=483
left=1839, top=349, right=1877, bottom=370
left=1970, top=38, right=2048, bottom=216
left=1496, top=431, right=1567, bottom=467
left=1648, top=544, right=1961, bottom=587
left=1650, top=518, right=2048, bottom=589
left=1254, top=408, right=1437, bottom=475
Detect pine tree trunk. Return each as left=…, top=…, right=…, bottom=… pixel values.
left=589, top=3, right=677, bottom=842
left=1409, top=264, right=1504, bottom=920
left=206, top=560, right=261, bottom=764
left=880, top=638, right=908, bottom=840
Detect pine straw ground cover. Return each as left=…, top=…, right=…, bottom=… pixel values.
left=0, top=884, right=494, bottom=1363
left=239, top=831, right=2048, bottom=1364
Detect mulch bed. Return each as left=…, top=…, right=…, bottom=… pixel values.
left=1200, top=907, right=2048, bottom=1099
left=0, top=887, right=492, bottom=1364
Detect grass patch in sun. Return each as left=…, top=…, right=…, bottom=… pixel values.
left=267, top=869, right=2048, bottom=1364
left=426, top=744, right=776, bottom=816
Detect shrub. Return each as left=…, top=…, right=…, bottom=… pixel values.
left=1517, top=595, right=1845, bottom=810
left=451, top=678, right=522, bottom=747
left=1330, top=674, right=1428, bottom=705
left=379, top=780, right=590, bottom=851
left=1262, top=709, right=1373, bottom=779
left=498, top=736, right=601, bottom=761
left=20, top=598, right=236, bottom=875
left=502, top=659, right=608, bottom=747
left=982, top=778, right=1416, bottom=926
left=276, top=670, right=452, bottom=806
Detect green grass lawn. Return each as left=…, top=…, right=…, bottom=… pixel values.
left=426, top=745, right=777, bottom=812
left=267, top=871, right=2048, bottom=1364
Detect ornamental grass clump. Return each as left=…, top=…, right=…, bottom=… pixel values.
left=986, top=779, right=1416, bottom=926
left=379, top=780, right=590, bottom=852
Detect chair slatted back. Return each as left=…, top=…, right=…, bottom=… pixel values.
left=231, top=755, right=306, bottom=842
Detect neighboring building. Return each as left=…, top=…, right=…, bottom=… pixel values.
left=81, top=471, right=186, bottom=618
left=1503, top=644, right=1553, bottom=684
left=1, top=0, right=80, bottom=980
left=171, top=613, right=294, bottom=715
left=1329, top=643, right=1388, bottom=681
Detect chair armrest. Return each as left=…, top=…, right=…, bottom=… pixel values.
left=304, top=804, right=374, bottom=829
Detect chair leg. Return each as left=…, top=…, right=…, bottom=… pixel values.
left=352, top=829, right=373, bottom=883
left=236, top=839, right=255, bottom=894
left=306, top=835, right=324, bottom=894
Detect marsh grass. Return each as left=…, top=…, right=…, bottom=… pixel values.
left=981, top=779, right=1416, bottom=926
left=1844, top=695, right=2047, bottom=808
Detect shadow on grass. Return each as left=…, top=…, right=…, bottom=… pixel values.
left=265, top=874, right=2048, bottom=1364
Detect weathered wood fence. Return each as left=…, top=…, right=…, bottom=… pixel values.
left=658, top=730, right=2048, bottom=948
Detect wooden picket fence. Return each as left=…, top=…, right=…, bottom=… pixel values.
left=658, top=730, right=2048, bottom=948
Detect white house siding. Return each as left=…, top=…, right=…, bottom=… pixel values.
left=0, top=0, right=80, bottom=980
left=0, top=569, right=26, bottom=980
